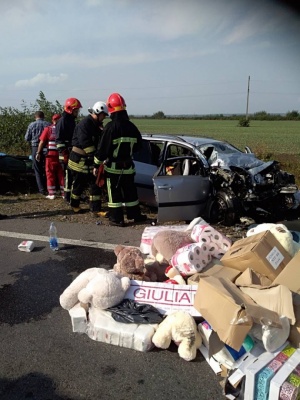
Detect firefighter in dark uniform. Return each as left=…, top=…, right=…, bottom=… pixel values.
left=55, top=97, right=82, bottom=202
left=93, top=93, right=147, bottom=227
left=68, top=101, right=108, bottom=214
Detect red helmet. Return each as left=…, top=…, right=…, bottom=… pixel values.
left=106, top=93, right=126, bottom=114
left=64, top=98, right=82, bottom=114
left=52, top=113, right=61, bottom=122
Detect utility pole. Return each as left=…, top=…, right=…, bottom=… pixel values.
left=246, top=76, right=250, bottom=120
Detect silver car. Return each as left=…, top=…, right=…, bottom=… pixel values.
left=133, top=135, right=298, bottom=225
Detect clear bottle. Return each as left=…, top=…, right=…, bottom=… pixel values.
left=49, top=222, right=59, bottom=251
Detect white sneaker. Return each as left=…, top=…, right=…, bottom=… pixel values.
left=46, top=195, right=56, bottom=200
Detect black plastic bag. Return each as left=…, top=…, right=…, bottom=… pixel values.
left=107, top=299, right=163, bottom=324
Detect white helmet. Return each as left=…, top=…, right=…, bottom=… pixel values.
left=88, top=101, right=109, bottom=116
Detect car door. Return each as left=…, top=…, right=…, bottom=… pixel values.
left=153, top=156, right=211, bottom=222
left=133, top=139, right=166, bottom=207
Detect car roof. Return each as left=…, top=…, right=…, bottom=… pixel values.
left=141, top=134, right=222, bottom=146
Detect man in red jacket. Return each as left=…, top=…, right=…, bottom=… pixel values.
left=36, top=114, right=64, bottom=199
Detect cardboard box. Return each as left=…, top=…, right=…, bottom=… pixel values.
left=187, top=264, right=241, bottom=285
left=268, top=349, right=300, bottom=399
left=193, top=276, right=281, bottom=351
left=125, top=280, right=201, bottom=317
left=220, top=230, right=292, bottom=281
left=273, top=250, right=300, bottom=293
left=234, top=268, right=295, bottom=325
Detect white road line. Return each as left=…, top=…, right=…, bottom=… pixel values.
left=0, top=231, right=117, bottom=250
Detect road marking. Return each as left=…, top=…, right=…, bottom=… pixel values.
left=0, top=231, right=117, bottom=250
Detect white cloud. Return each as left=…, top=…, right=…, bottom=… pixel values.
left=15, top=73, right=68, bottom=88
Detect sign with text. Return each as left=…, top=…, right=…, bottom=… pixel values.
left=125, top=280, right=201, bottom=316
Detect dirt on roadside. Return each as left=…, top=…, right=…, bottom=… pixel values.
left=0, top=173, right=250, bottom=242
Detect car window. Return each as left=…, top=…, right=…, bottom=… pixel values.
left=133, top=139, right=164, bottom=166
left=167, top=144, right=193, bottom=158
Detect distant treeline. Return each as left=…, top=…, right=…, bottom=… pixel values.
left=132, top=110, right=300, bottom=120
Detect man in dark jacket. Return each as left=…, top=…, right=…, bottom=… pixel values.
left=68, top=101, right=108, bottom=213
left=93, top=93, right=147, bottom=227
left=55, top=97, right=82, bottom=202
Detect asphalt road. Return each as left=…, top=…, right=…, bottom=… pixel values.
left=0, top=217, right=226, bottom=400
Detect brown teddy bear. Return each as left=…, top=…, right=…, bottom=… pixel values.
left=151, top=230, right=194, bottom=264
left=113, top=245, right=152, bottom=281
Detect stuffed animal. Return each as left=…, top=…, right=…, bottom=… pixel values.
left=59, top=268, right=130, bottom=311
left=246, top=223, right=300, bottom=257
left=113, top=245, right=152, bottom=281
left=151, top=230, right=194, bottom=264
left=144, top=258, right=170, bottom=282
left=152, top=311, right=202, bottom=361
left=164, top=265, right=186, bottom=285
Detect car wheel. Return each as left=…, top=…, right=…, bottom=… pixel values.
left=209, top=190, right=240, bottom=226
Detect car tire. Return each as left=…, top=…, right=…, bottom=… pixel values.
left=208, top=190, right=240, bottom=226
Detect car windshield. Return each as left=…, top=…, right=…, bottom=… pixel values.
left=197, top=142, right=242, bottom=155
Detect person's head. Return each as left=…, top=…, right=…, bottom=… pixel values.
left=34, top=111, right=45, bottom=120
left=52, top=114, right=61, bottom=125
left=106, top=93, right=126, bottom=114
left=88, top=101, right=109, bottom=123
left=64, top=97, right=82, bottom=117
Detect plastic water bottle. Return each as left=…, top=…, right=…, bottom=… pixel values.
left=49, top=222, right=59, bottom=251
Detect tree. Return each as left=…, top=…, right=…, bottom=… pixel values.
left=152, top=111, right=166, bottom=119
left=286, top=110, right=299, bottom=120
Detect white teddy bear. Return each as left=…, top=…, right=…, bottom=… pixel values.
left=59, top=268, right=130, bottom=311
left=152, top=311, right=202, bottom=361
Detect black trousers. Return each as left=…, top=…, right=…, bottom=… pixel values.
left=106, top=171, right=142, bottom=222
left=70, top=171, right=102, bottom=212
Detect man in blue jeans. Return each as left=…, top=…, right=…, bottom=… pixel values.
left=25, top=111, right=51, bottom=195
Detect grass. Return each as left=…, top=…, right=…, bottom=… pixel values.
left=131, top=119, right=300, bottom=185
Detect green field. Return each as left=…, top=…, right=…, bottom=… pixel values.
left=131, top=119, right=300, bottom=156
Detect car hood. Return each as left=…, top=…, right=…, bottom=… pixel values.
left=209, top=152, right=266, bottom=171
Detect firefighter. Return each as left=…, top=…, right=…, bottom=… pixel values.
left=35, top=114, right=64, bottom=199
left=68, top=101, right=108, bottom=214
left=55, top=97, right=82, bottom=202
left=93, top=93, right=147, bottom=227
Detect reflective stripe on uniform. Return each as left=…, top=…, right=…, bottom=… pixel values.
left=104, top=164, right=135, bottom=174
left=124, top=199, right=139, bottom=207
left=112, top=137, right=137, bottom=159
left=68, top=159, right=90, bottom=173
left=84, top=145, right=96, bottom=154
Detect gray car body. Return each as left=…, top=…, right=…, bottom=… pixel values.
left=133, top=134, right=298, bottom=224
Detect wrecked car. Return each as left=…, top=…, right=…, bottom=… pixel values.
left=133, top=135, right=299, bottom=225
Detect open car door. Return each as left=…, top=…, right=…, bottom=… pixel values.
left=153, top=156, right=211, bottom=222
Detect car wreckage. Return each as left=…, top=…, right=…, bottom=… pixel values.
left=133, top=135, right=299, bottom=226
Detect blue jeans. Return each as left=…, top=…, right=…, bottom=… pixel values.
left=31, top=146, right=46, bottom=194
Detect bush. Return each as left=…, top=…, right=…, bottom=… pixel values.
left=238, top=117, right=250, bottom=127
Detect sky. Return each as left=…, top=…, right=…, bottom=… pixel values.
left=1, top=0, right=300, bottom=116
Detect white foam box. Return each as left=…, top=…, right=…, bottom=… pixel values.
left=244, top=342, right=288, bottom=400
left=68, top=303, right=88, bottom=333
left=86, top=307, right=158, bottom=352
left=18, top=240, right=35, bottom=252
left=268, top=349, right=300, bottom=399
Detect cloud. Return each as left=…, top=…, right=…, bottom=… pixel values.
left=15, top=73, right=68, bottom=88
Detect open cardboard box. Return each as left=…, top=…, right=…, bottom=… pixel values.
left=187, top=263, right=241, bottom=285
left=220, top=230, right=292, bottom=281
left=235, top=268, right=295, bottom=324
left=193, top=276, right=282, bottom=351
